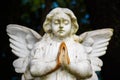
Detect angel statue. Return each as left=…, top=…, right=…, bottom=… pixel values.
left=6, top=7, right=113, bottom=80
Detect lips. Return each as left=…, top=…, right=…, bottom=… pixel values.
left=58, top=30, right=64, bottom=33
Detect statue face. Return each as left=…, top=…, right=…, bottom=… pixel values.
left=51, top=13, right=72, bottom=38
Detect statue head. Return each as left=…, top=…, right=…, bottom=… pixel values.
left=43, top=7, right=79, bottom=38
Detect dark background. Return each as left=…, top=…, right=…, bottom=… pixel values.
left=0, top=0, right=120, bottom=80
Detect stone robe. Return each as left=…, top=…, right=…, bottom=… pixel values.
left=30, top=35, right=98, bottom=80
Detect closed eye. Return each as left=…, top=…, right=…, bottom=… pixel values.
left=54, top=20, right=59, bottom=24
left=64, top=20, right=69, bottom=25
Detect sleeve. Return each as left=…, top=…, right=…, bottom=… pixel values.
left=66, top=59, right=93, bottom=79
left=30, top=43, right=59, bottom=77
left=65, top=45, right=93, bottom=79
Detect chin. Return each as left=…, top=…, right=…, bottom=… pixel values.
left=58, top=34, right=66, bottom=38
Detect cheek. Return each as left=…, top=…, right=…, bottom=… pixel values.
left=52, top=26, right=58, bottom=33
left=65, top=25, right=71, bottom=31
left=52, top=23, right=57, bottom=29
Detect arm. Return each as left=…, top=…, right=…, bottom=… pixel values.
left=59, top=43, right=93, bottom=79
left=30, top=43, right=60, bottom=77
left=30, top=59, right=59, bottom=77
left=64, top=59, right=93, bottom=79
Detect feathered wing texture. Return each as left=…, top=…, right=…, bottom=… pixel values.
left=6, top=24, right=41, bottom=73
left=79, top=28, right=113, bottom=71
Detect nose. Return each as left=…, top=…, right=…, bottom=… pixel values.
left=59, top=22, right=63, bottom=29
left=59, top=26, right=63, bottom=29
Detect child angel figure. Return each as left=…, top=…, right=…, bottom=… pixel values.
left=6, top=7, right=113, bottom=80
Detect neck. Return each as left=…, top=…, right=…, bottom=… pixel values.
left=52, top=35, right=73, bottom=42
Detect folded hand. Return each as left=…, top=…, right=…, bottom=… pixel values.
left=57, top=42, right=70, bottom=66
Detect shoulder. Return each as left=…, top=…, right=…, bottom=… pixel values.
left=33, top=34, right=52, bottom=48
left=73, top=41, right=84, bottom=49
left=67, top=39, right=85, bottom=53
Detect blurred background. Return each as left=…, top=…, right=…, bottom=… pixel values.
left=0, top=0, right=120, bottom=80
